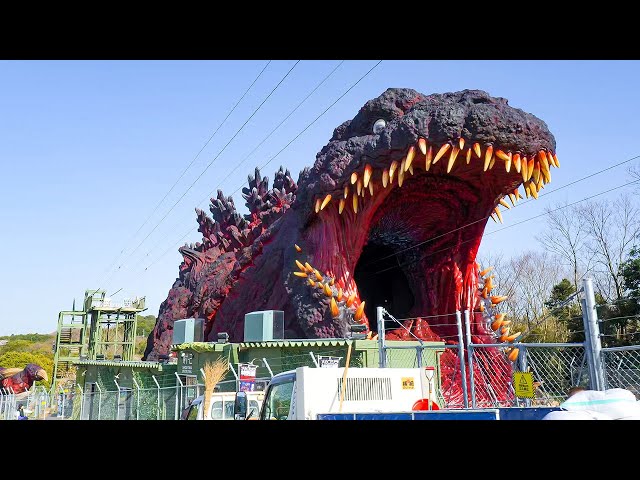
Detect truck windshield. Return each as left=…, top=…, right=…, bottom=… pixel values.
left=262, top=380, right=294, bottom=420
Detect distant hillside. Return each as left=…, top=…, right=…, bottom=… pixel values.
left=0, top=314, right=157, bottom=381
left=0, top=332, right=56, bottom=388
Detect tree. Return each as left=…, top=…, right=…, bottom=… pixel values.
left=477, top=250, right=568, bottom=342
left=537, top=202, right=592, bottom=293
left=579, top=196, right=640, bottom=302
left=136, top=315, right=156, bottom=337
left=545, top=279, right=583, bottom=342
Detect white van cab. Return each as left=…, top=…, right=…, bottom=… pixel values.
left=182, top=391, right=265, bottom=420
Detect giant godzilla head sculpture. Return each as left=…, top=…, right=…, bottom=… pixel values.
left=144, top=88, right=557, bottom=404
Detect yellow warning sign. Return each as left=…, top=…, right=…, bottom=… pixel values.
left=513, top=371, right=535, bottom=398
left=402, top=377, right=415, bottom=389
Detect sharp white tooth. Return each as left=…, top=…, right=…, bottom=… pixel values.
left=418, top=138, right=427, bottom=155
left=458, top=138, right=465, bottom=149
left=404, top=146, right=415, bottom=171
left=389, top=161, right=398, bottom=182
left=369, top=182, right=374, bottom=196
left=398, top=159, right=405, bottom=187
left=351, top=172, right=358, bottom=185
left=382, top=169, right=389, bottom=188
left=363, top=164, right=373, bottom=188
left=466, top=148, right=472, bottom=165
left=425, top=146, right=433, bottom=171
left=433, top=143, right=451, bottom=164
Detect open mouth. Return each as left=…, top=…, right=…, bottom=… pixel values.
left=294, top=137, right=558, bottom=344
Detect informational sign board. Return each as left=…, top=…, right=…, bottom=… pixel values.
left=513, top=371, right=535, bottom=398
left=238, top=363, right=258, bottom=392
left=318, top=356, right=341, bottom=368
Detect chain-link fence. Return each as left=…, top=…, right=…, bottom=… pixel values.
left=602, top=346, right=640, bottom=398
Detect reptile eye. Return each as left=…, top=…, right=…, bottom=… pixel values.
left=372, top=118, right=386, bottom=134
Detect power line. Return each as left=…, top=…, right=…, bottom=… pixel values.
left=101, top=61, right=300, bottom=289
left=110, top=61, right=347, bottom=282
left=96, top=61, right=272, bottom=287
left=364, top=152, right=640, bottom=268
left=142, top=60, right=382, bottom=272
left=125, top=61, right=300, bottom=262
left=368, top=178, right=640, bottom=277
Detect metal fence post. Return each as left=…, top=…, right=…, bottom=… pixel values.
left=464, top=309, right=476, bottom=408
left=152, top=375, right=160, bottom=420
left=58, top=385, right=65, bottom=419
left=262, top=358, right=274, bottom=377
left=309, top=352, right=319, bottom=367
left=132, top=377, right=140, bottom=421
left=114, top=378, right=121, bottom=420
left=516, top=345, right=531, bottom=407
left=95, top=383, right=102, bottom=420
left=582, top=277, right=605, bottom=390
left=377, top=306, right=386, bottom=368
left=416, top=346, right=422, bottom=369
left=455, top=310, right=469, bottom=408
left=77, top=384, right=84, bottom=420
left=174, top=372, right=183, bottom=420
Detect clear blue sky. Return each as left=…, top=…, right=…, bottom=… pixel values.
left=1, top=60, right=639, bottom=336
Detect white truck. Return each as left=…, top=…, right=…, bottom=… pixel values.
left=258, top=366, right=437, bottom=420
left=182, top=390, right=265, bottom=420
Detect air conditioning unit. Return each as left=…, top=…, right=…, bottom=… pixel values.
left=172, top=318, right=205, bottom=345
left=244, top=310, right=284, bottom=342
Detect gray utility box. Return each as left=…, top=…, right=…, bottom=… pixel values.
left=244, top=310, right=284, bottom=342
left=172, top=318, right=205, bottom=345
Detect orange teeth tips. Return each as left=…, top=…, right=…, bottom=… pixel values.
left=356, top=178, right=363, bottom=196
left=295, top=260, right=306, bottom=272
left=499, top=198, right=511, bottom=210
left=529, top=181, right=539, bottom=199
left=465, top=147, right=472, bottom=165
left=491, top=318, right=503, bottom=331
left=483, top=145, right=493, bottom=171
left=338, top=198, right=345, bottom=214
left=447, top=146, right=460, bottom=173
left=294, top=244, right=302, bottom=252
left=495, top=313, right=505, bottom=321
left=346, top=293, right=356, bottom=308
left=496, top=150, right=511, bottom=172
left=404, top=146, right=415, bottom=171
left=433, top=143, right=451, bottom=164
left=490, top=213, right=498, bottom=223
left=491, top=295, right=508, bottom=305
left=304, top=261, right=313, bottom=271
left=425, top=146, right=434, bottom=171
left=314, top=269, right=323, bottom=282
left=294, top=271, right=308, bottom=278
left=418, top=137, right=427, bottom=155
left=489, top=157, right=496, bottom=170
left=506, top=331, right=522, bottom=343
left=398, top=160, right=405, bottom=187
left=351, top=172, right=358, bottom=185
left=479, top=266, right=493, bottom=277
left=324, top=283, right=333, bottom=297
left=389, top=160, right=398, bottom=182
left=513, top=153, right=521, bottom=173
left=343, top=185, right=349, bottom=199
left=382, top=169, right=389, bottom=188
left=408, top=165, right=414, bottom=176
left=330, top=297, right=340, bottom=318
left=337, top=287, right=343, bottom=302
left=473, top=142, right=481, bottom=158
left=363, top=164, right=373, bottom=188
left=508, top=193, right=516, bottom=207
left=320, top=194, right=332, bottom=211
left=369, top=182, right=374, bottom=196
left=352, top=193, right=358, bottom=214
left=314, top=198, right=321, bottom=213
left=493, top=206, right=503, bottom=224
left=527, top=158, right=535, bottom=181
left=514, top=188, right=523, bottom=200
left=354, top=301, right=366, bottom=321
left=308, top=278, right=315, bottom=287
left=507, top=348, right=520, bottom=362
left=553, top=152, right=560, bottom=168
left=532, top=163, right=541, bottom=184
left=458, top=138, right=465, bottom=150
left=521, top=156, right=529, bottom=182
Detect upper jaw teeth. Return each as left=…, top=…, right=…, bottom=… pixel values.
left=314, top=137, right=558, bottom=217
